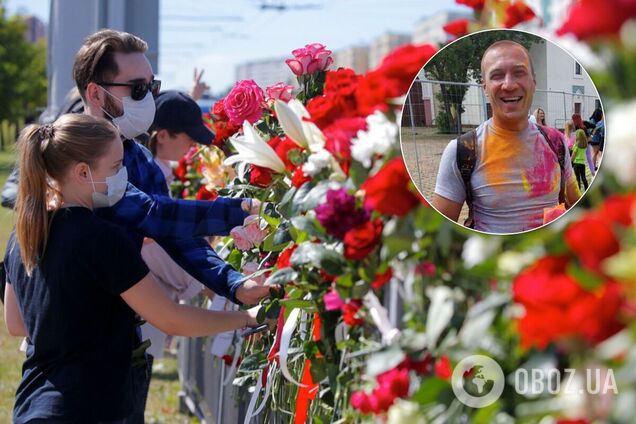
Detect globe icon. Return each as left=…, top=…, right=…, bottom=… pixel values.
left=452, top=356, right=505, bottom=408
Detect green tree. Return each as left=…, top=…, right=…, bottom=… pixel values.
left=0, top=1, right=47, bottom=148
left=425, top=31, right=542, bottom=134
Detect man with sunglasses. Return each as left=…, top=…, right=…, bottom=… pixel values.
left=70, top=29, right=270, bottom=423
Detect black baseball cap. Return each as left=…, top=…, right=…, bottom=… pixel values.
left=152, top=90, right=213, bottom=145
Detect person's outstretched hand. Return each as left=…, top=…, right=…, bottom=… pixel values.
left=236, top=278, right=272, bottom=305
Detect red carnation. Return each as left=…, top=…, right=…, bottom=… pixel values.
left=343, top=218, right=383, bottom=260
left=174, top=157, right=188, bottom=182
left=355, top=71, right=397, bottom=115
left=306, top=94, right=343, bottom=129
left=504, top=1, right=536, bottom=28
left=350, top=391, right=373, bottom=414
left=322, top=117, right=367, bottom=174
left=444, top=19, right=471, bottom=37
left=564, top=213, right=620, bottom=272
left=362, top=157, right=421, bottom=217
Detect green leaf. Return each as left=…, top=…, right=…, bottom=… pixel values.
left=567, top=261, right=604, bottom=290
left=226, top=248, right=242, bottom=270
left=310, top=357, right=328, bottom=383
left=266, top=268, right=298, bottom=286
left=410, top=377, right=450, bottom=405
left=365, top=348, right=405, bottom=377
left=291, top=243, right=345, bottom=275
left=290, top=215, right=326, bottom=238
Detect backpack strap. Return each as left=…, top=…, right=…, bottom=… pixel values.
left=456, top=130, right=477, bottom=228
left=536, top=124, right=568, bottom=207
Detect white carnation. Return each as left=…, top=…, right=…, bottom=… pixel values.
left=351, top=111, right=398, bottom=168
left=302, top=149, right=332, bottom=177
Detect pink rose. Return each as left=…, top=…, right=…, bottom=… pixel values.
left=285, top=43, right=333, bottom=76
left=230, top=215, right=269, bottom=251
left=224, top=80, right=265, bottom=126
left=266, top=82, right=294, bottom=102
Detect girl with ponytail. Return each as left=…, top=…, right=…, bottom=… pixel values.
left=3, top=114, right=264, bottom=423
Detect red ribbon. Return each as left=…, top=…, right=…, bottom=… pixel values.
left=294, top=313, right=321, bottom=424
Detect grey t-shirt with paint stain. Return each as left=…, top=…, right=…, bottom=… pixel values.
left=434, top=119, right=574, bottom=233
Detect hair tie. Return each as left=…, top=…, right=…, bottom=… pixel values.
left=38, top=124, right=54, bottom=152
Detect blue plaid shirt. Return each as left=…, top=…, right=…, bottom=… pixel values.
left=95, top=139, right=248, bottom=303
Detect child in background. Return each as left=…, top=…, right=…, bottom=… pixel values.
left=564, top=119, right=575, bottom=151
left=571, top=129, right=591, bottom=191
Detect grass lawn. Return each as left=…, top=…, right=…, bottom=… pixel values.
left=0, top=147, right=196, bottom=423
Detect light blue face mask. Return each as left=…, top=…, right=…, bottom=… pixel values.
left=88, top=166, right=128, bottom=208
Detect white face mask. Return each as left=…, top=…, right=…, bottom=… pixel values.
left=99, top=86, right=156, bottom=140
left=88, top=166, right=128, bottom=208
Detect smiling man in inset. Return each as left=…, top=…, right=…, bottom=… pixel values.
left=432, top=40, right=581, bottom=234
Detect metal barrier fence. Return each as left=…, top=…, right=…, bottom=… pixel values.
left=400, top=79, right=601, bottom=200
left=177, top=284, right=404, bottom=423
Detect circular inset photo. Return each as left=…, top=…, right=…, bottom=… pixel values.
left=400, top=29, right=604, bottom=235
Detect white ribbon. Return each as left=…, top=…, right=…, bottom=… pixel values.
left=243, top=369, right=264, bottom=424
left=251, top=361, right=277, bottom=417
left=277, top=307, right=308, bottom=387
left=363, top=291, right=400, bottom=345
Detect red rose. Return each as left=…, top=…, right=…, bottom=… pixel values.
left=375, top=44, right=437, bottom=96
left=456, top=0, right=484, bottom=10
left=306, top=94, right=344, bottom=129
left=513, top=255, right=625, bottom=349
left=195, top=186, right=218, bottom=201
left=556, top=0, right=636, bottom=40
left=291, top=166, right=311, bottom=188
left=213, top=121, right=241, bottom=145
left=504, top=1, right=536, bottom=28
left=599, top=194, right=636, bottom=226
left=371, top=267, right=393, bottom=290
left=444, top=19, right=471, bottom=37
left=324, top=68, right=359, bottom=98
left=564, top=213, right=620, bottom=272
left=343, top=218, right=383, bottom=260
left=401, top=354, right=433, bottom=375
left=355, top=70, right=401, bottom=116
left=369, top=386, right=396, bottom=413
left=434, top=356, right=452, bottom=380
left=249, top=164, right=273, bottom=187
left=362, top=157, right=421, bottom=217
left=276, top=244, right=298, bottom=269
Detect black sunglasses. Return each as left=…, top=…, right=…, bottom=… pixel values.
left=97, top=79, right=161, bottom=101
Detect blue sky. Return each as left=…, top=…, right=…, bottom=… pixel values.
left=6, top=0, right=465, bottom=93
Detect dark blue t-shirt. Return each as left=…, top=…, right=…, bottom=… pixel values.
left=4, top=207, right=149, bottom=423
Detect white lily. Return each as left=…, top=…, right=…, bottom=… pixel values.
left=224, top=121, right=286, bottom=173
left=274, top=99, right=325, bottom=152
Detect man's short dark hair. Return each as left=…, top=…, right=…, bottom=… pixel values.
left=72, top=29, right=148, bottom=100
